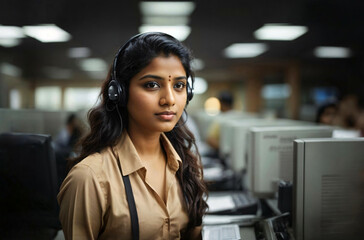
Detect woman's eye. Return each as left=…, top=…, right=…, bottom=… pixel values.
left=144, top=82, right=160, bottom=89
left=174, top=82, right=186, bottom=89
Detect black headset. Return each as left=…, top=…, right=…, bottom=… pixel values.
left=107, top=32, right=194, bottom=107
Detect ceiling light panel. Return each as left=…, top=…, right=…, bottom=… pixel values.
left=0, top=25, right=25, bottom=38
left=314, top=46, right=352, bottom=58
left=0, top=38, right=22, bottom=48
left=0, top=63, right=22, bottom=77
left=68, top=47, right=91, bottom=58
left=139, top=25, right=191, bottom=41
left=191, top=58, right=205, bottom=71
left=193, top=77, right=208, bottom=94
left=23, top=24, right=71, bottom=42
left=142, top=16, right=190, bottom=26
left=140, top=1, right=195, bottom=16
left=79, top=58, right=108, bottom=72
left=224, top=43, right=268, bottom=58
left=254, top=24, right=308, bottom=41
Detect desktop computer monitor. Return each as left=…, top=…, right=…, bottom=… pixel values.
left=246, top=126, right=333, bottom=198
left=219, top=116, right=264, bottom=161
left=0, top=133, right=60, bottom=234
left=191, top=110, right=252, bottom=143
left=293, top=138, right=364, bottom=240
left=224, top=119, right=315, bottom=173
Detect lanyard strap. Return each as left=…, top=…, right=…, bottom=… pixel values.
left=117, top=159, right=139, bottom=240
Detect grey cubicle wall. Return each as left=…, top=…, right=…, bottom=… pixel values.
left=0, top=109, right=82, bottom=139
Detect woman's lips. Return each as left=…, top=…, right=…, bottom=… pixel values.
left=155, top=111, right=176, bottom=121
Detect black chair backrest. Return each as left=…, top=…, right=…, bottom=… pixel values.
left=0, top=132, right=60, bottom=231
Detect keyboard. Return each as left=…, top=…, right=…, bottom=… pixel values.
left=232, top=193, right=251, bottom=206
left=203, top=224, right=241, bottom=240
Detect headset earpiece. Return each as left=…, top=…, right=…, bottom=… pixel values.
left=108, top=79, right=125, bottom=105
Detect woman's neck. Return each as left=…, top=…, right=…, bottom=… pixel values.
left=127, top=128, right=163, bottom=160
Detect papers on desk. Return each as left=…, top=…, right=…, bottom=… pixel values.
left=203, top=215, right=261, bottom=226
left=202, top=224, right=241, bottom=240
left=207, top=195, right=235, bottom=212
left=204, top=166, right=224, bottom=181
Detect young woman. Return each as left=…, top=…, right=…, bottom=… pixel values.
left=57, top=32, right=208, bottom=239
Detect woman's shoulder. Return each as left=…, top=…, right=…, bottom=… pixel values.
left=70, top=147, right=116, bottom=178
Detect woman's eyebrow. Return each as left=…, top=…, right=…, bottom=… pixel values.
left=139, top=74, right=163, bottom=81
left=174, top=76, right=187, bottom=81
left=139, top=75, right=187, bottom=81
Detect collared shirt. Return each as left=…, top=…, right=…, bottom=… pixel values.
left=57, top=132, right=191, bottom=240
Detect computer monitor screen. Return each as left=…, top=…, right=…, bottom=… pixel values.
left=246, top=126, right=333, bottom=198
left=293, top=138, right=364, bottom=240
left=0, top=133, right=60, bottom=231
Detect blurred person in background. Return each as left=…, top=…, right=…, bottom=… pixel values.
left=355, top=110, right=364, bottom=137
left=55, top=113, right=83, bottom=151
left=315, top=102, right=338, bottom=125
left=54, top=113, right=83, bottom=187
left=206, top=91, right=234, bottom=153
left=333, top=94, right=360, bottom=129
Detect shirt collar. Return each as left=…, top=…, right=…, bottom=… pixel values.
left=160, top=133, right=182, bottom=173
left=113, top=131, right=182, bottom=176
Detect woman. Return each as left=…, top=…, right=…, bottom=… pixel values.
left=57, top=32, right=208, bottom=239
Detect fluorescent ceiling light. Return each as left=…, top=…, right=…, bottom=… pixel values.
left=254, top=24, right=308, bottom=41
left=23, top=24, right=71, bottom=42
left=314, top=46, right=352, bottom=58
left=0, top=25, right=25, bottom=38
left=68, top=47, right=91, bottom=58
left=224, top=43, right=268, bottom=58
left=79, top=58, right=108, bottom=72
left=142, top=16, right=190, bottom=26
left=193, top=77, right=208, bottom=94
left=191, top=58, right=205, bottom=71
left=139, top=25, right=191, bottom=41
left=0, top=38, right=22, bottom=48
left=140, top=1, right=195, bottom=16
left=0, top=63, right=22, bottom=77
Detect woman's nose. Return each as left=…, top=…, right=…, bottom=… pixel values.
left=159, top=86, right=175, bottom=106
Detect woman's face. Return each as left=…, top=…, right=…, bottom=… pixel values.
left=127, top=54, right=187, bottom=134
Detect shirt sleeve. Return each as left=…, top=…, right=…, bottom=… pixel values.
left=57, top=164, right=107, bottom=240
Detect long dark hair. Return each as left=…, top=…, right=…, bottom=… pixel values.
left=70, top=32, right=208, bottom=232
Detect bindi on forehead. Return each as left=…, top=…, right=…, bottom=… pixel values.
left=169, top=75, right=171, bottom=81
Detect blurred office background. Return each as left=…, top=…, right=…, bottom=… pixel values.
left=1, top=0, right=364, bottom=122
left=1, top=0, right=364, bottom=239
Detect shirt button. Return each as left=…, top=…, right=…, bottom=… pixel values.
left=164, top=218, right=169, bottom=224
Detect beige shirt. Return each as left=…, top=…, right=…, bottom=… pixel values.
left=57, top=132, right=191, bottom=240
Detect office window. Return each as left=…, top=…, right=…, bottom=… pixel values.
left=64, top=87, right=100, bottom=111
left=35, top=86, right=61, bottom=110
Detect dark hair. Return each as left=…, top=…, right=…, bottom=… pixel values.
left=69, top=32, right=208, bottom=232
left=66, top=113, right=76, bottom=125
left=218, top=91, right=234, bottom=106
left=315, top=102, right=337, bottom=123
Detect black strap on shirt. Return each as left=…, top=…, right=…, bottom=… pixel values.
left=116, top=158, right=139, bottom=240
